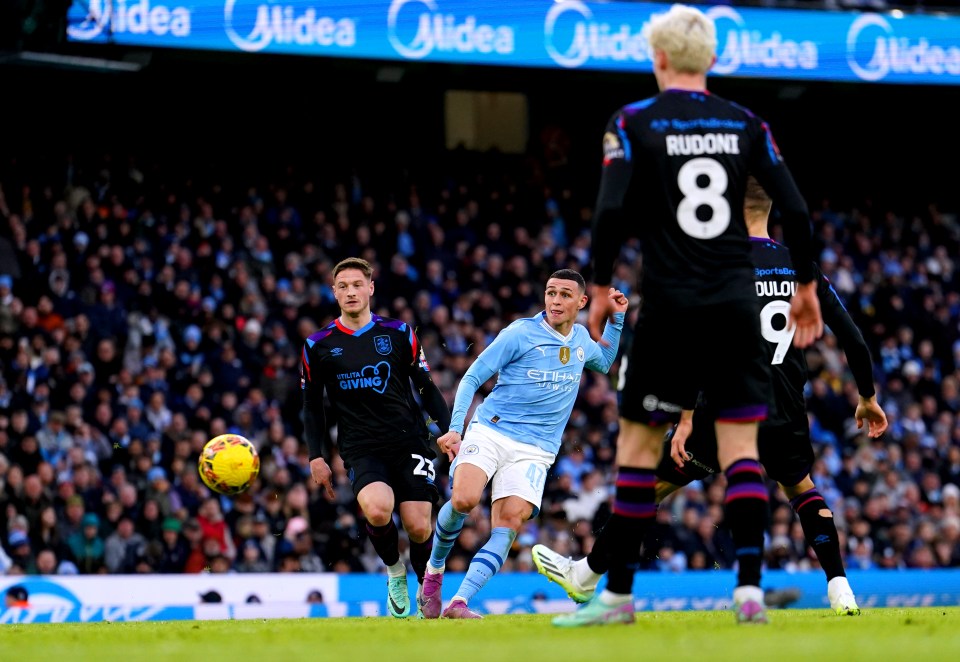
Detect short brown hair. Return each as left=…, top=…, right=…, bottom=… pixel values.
left=333, top=257, right=373, bottom=280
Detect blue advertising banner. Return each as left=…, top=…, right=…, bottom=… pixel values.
left=64, top=1, right=960, bottom=85
left=333, top=568, right=960, bottom=612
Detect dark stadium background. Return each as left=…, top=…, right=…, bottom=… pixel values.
left=5, top=43, right=959, bottom=214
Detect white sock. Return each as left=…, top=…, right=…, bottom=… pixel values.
left=426, top=563, right=444, bottom=575
left=452, top=595, right=469, bottom=605
left=828, top=576, right=853, bottom=595
left=598, top=589, right=631, bottom=606
left=574, top=559, right=601, bottom=587
left=387, top=561, right=406, bottom=578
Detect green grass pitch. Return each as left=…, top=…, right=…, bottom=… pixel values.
left=2, top=608, right=958, bottom=661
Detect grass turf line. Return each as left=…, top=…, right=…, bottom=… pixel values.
left=1, top=607, right=958, bottom=662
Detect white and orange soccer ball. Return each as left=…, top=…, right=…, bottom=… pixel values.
left=198, top=434, right=260, bottom=496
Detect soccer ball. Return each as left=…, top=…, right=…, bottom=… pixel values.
left=198, top=434, right=260, bottom=496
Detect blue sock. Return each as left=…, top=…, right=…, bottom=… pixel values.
left=429, top=501, right=468, bottom=570
left=454, top=527, right=516, bottom=603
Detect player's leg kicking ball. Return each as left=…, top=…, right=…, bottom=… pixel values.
left=531, top=544, right=599, bottom=604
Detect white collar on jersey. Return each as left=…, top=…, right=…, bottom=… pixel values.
left=539, top=312, right=574, bottom=343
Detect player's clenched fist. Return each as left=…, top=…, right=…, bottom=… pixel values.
left=608, top=287, right=629, bottom=314
left=589, top=285, right=628, bottom=345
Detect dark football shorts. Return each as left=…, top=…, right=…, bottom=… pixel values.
left=619, top=299, right=772, bottom=426
left=656, top=408, right=814, bottom=489
left=345, top=440, right=440, bottom=505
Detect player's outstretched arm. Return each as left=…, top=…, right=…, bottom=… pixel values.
left=444, top=353, right=501, bottom=462
left=815, top=264, right=881, bottom=427
left=589, top=113, right=634, bottom=342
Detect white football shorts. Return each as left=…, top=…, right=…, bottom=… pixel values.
left=451, top=423, right=555, bottom=511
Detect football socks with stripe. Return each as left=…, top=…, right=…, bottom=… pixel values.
left=791, top=487, right=846, bottom=580
left=605, top=467, right=657, bottom=595
left=367, top=520, right=401, bottom=569
left=724, top=458, right=769, bottom=588
left=454, top=527, right=516, bottom=604
left=429, top=500, right=468, bottom=570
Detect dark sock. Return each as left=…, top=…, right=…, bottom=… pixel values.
left=586, top=518, right=611, bottom=575
left=605, top=467, right=657, bottom=595
left=409, top=538, right=432, bottom=585
left=791, top=488, right=845, bottom=580
left=723, top=458, right=769, bottom=588
left=366, top=520, right=400, bottom=567
left=588, top=488, right=667, bottom=575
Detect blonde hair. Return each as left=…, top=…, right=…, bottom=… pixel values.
left=744, top=176, right=773, bottom=217
left=646, top=4, right=717, bottom=74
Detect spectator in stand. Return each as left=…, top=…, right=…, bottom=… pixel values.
left=158, top=517, right=189, bottom=573
left=67, top=512, right=105, bottom=574
left=104, top=515, right=146, bottom=573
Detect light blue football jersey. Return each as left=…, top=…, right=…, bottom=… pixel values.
left=449, top=311, right=624, bottom=455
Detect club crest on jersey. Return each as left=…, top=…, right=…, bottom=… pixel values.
left=418, top=348, right=431, bottom=372
left=576, top=347, right=585, bottom=362
left=602, top=131, right=624, bottom=164
left=374, top=335, right=392, bottom=356
left=559, top=347, right=571, bottom=364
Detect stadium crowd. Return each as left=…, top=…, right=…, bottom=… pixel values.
left=0, top=143, right=959, bottom=581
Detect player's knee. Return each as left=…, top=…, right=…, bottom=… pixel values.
left=362, top=504, right=393, bottom=526
left=450, top=492, right=479, bottom=514
left=404, top=520, right=432, bottom=542
left=494, top=513, right=525, bottom=532
left=492, top=500, right=532, bottom=531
